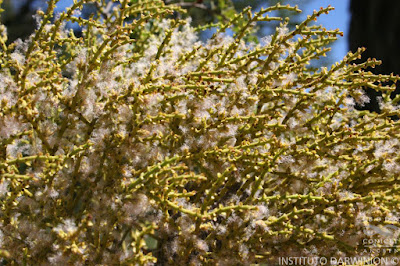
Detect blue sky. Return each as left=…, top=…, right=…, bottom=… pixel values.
left=302, top=0, right=350, bottom=62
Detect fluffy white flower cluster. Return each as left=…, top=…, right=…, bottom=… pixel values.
left=0, top=1, right=399, bottom=264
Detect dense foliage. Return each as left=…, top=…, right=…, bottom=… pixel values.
left=0, top=0, right=400, bottom=264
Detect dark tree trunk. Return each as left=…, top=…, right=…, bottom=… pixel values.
left=350, top=0, right=400, bottom=113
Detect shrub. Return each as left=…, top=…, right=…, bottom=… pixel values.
left=0, top=0, right=399, bottom=264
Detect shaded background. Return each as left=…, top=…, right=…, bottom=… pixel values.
left=349, top=0, right=400, bottom=113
